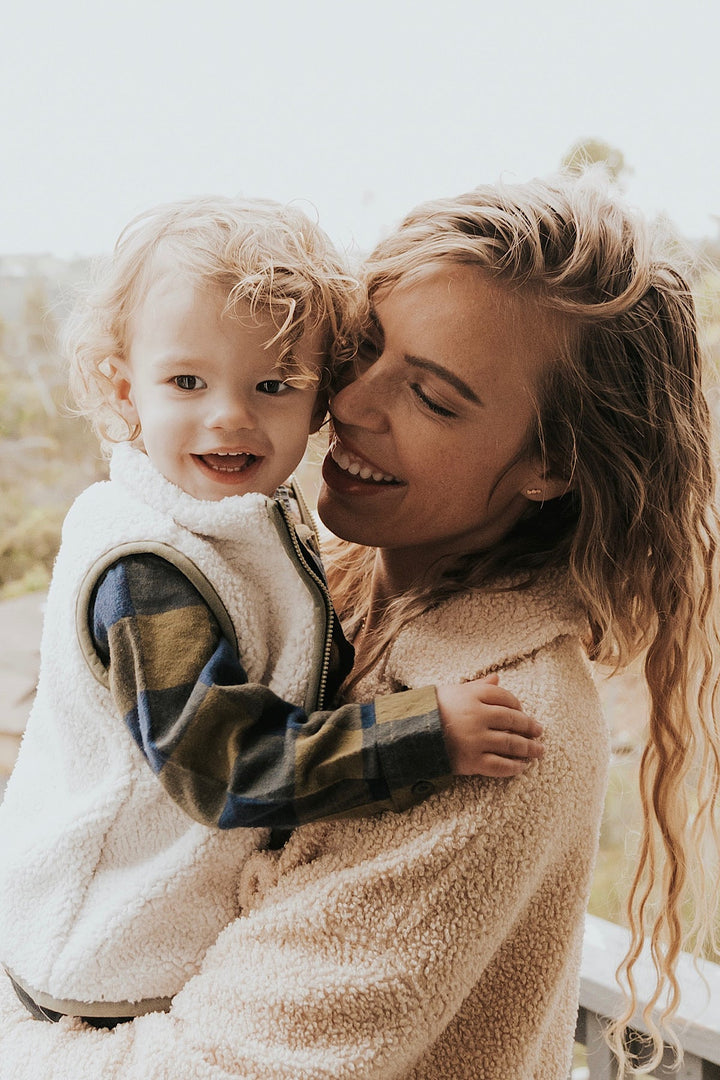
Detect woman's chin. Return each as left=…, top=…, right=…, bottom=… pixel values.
left=316, top=480, right=355, bottom=540
left=316, top=483, right=371, bottom=546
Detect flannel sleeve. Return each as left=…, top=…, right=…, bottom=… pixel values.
left=90, top=553, right=453, bottom=829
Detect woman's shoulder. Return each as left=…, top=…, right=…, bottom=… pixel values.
left=385, top=569, right=587, bottom=687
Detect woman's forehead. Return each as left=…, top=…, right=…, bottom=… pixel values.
left=372, top=264, right=565, bottom=383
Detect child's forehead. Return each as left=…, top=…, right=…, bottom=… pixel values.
left=136, top=251, right=323, bottom=330
left=131, top=265, right=258, bottom=331
left=126, top=266, right=327, bottom=363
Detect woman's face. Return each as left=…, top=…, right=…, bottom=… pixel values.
left=318, top=263, right=564, bottom=579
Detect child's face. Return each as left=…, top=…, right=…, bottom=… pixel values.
left=112, top=269, right=325, bottom=501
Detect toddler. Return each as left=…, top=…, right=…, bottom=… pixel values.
left=0, top=197, right=542, bottom=1026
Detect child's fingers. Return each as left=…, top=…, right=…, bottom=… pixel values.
left=480, top=729, right=545, bottom=761
left=471, top=682, right=525, bottom=712
left=475, top=755, right=537, bottom=778
left=483, top=704, right=543, bottom=739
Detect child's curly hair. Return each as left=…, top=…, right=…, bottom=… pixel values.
left=63, top=195, right=361, bottom=446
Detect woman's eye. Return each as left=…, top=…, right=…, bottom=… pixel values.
left=257, top=379, right=290, bottom=395
left=410, top=383, right=456, bottom=419
left=173, top=375, right=206, bottom=391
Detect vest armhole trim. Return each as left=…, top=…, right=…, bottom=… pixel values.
left=76, top=541, right=239, bottom=688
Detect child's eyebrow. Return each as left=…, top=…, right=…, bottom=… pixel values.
left=152, top=353, right=204, bottom=371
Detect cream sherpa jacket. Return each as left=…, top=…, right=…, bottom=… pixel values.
left=0, top=570, right=610, bottom=1079
left=0, top=443, right=326, bottom=1012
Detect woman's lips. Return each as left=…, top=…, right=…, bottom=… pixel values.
left=322, top=440, right=403, bottom=495
left=329, top=441, right=399, bottom=483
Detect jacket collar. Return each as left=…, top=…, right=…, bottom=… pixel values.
left=385, top=572, right=587, bottom=686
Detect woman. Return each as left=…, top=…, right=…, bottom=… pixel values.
left=0, top=173, right=718, bottom=1079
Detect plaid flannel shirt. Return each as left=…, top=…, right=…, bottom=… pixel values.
left=90, top=553, right=452, bottom=830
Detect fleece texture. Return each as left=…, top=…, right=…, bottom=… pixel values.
left=0, top=443, right=322, bottom=1008
left=0, top=569, right=610, bottom=1079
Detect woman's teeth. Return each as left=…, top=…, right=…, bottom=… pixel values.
left=331, top=445, right=398, bottom=483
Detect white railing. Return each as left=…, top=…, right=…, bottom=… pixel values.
left=574, top=915, right=720, bottom=1079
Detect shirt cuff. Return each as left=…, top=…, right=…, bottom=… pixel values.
left=373, top=686, right=453, bottom=811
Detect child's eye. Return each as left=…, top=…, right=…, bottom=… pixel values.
left=410, top=383, right=456, bottom=419
left=257, top=380, right=290, bottom=395
left=173, top=375, right=206, bottom=391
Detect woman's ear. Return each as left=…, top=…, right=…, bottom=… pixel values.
left=521, top=462, right=572, bottom=502
left=104, top=357, right=139, bottom=430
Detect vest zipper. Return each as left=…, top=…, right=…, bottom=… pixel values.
left=274, top=498, right=334, bottom=712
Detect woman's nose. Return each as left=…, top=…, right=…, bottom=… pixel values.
left=331, top=363, right=388, bottom=432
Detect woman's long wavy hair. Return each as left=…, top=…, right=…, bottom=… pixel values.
left=327, top=172, right=720, bottom=1073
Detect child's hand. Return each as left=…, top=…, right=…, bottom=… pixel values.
left=437, top=674, right=544, bottom=778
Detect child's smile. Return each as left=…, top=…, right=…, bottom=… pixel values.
left=196, top=451, right=258, bottom=472
left=192, top=450, right=263, bottom=487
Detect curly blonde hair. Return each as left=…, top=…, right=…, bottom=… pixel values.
left=328, top=172, right=720, bottom=1073
left=63, top=195, right=361, bottom=446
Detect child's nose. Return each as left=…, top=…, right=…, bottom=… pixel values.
left=205, top=394, right=256, bottom=431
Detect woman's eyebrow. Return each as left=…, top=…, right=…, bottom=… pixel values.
left=404, top=354, right=482, bottom=404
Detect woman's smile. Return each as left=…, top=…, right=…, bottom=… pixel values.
left=327, top=436, right=402, bottom=485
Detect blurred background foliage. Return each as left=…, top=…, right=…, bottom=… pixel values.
left=0, top=259, right=106, bottom=600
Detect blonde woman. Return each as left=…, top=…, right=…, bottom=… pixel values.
left=0, top=174, right=717, bottom=1079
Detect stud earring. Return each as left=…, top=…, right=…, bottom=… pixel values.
left=525, top=488, right=542, bottom=496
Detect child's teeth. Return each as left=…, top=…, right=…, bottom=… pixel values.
left=347, top=462, right=361, bottom=475
left=372, top=472, right=384, bottom=481
left=359, top=466, right=373, bottom=479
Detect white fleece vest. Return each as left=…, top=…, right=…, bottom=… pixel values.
left=0, top=443, right=324, bottom=1010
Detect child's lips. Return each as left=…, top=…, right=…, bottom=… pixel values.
left=195, top=452, right=258, bottom=473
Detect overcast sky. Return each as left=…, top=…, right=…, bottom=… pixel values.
left=2, top=0, right=718, bottom=259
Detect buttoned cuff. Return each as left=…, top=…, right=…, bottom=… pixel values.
left=373, top=686, right=453, bottom=811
